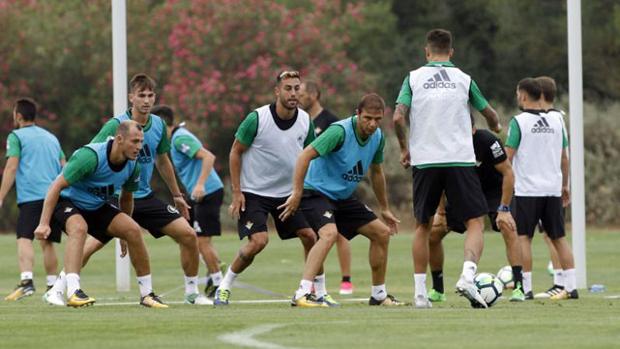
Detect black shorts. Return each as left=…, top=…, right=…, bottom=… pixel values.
left=299, top=190, right=377, bottom=240
left=412, top=166, right=487, bottom=224
left=514, top=196, right=565, bottom=239
left=53, top=198, right=121, bottom=244
left=237, top=192, right=310, bottom=240
left=188, top=188, right=223, bottom=237
left=16, top=200, right=62, bottom=243
left=132, top=194, right=183, bottom=238
left=446, top=194, right=501, bottom=233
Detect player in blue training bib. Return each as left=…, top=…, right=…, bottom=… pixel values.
left=279, top=93, right=404, bottom=308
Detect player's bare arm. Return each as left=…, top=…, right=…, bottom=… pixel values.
left=155, top=153, right=190, bottom=219
left=494, top=159, right=516, bottom=232
left=191, top=148, right=215, bottom=202
left=278, top=145, right=319, bottom=221
left=392, top=103, right=410, bottom=168
left=34, top=175, right=70, bottom=240
left=368, top=163, right=400, bottom=234
left=228, top=139, right=248, bottom=219
left=0, top=156, right=19, bottom=207
left=480, top=106, right=502, bottom=133
left=561, top=147, right=570, bottom=207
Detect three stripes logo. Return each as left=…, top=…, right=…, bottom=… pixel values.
left=423, top=69, right=456, bottom=89
left=342, top=160, right=364, bottom=182
left=138, top=144, right=153, bottom=164
left=531, top=117, right=555, bottom=134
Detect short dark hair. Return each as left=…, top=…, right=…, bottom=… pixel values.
left=151, top=105, right=174, bottom=126
left=129, top=73, right=157, bottom=93
left=14, top=98, right=37, bottom=121
left=535, top=76, right=557, bottom=103
left=276, top=70, right=300, bottom=84
left=117, top=120, right=143, bottom=137
left=426, top=29, right=452, bottom=55
left=357, top=93, right=385, bottom=114
left=517, top=77, right=542, bottom=100
left=303, top=81, right=321, bottom=100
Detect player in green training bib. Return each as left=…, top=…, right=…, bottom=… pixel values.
left=1, top=98, right=64, bottom=301
left=279, top=93, right=403, bottom=307
left=36, top=121, right=166, bottom=308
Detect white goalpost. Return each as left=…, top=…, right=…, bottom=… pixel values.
left=112, top=0, right=131, bottom=292
left=567, top=0, right=587, bottom=289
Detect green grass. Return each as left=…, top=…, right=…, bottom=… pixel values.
left=0, top=229, right=619, bottom=349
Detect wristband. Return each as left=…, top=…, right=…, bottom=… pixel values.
left=497, top=204, right=510, bottom=212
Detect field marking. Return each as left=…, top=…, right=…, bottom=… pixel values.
left=93, top=297, right=368, bottom=306
left=218, top=324, right=300, bottom=349
left=603, top=295, right=620, bottom=299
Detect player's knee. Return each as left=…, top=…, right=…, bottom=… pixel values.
left=124, top=223, right=143, bottom=243
left=249, top=233, right=269, bottom=251
left=67, top=221, right=88, bottom=238
left=373, top=223, right=391, bottom=245
left=318, top=227, right=338, bottom=244
left=296, top=228, right=317, bottom=245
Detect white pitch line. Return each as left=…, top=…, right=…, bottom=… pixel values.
left=93, top=297, right=368, bottom=307
left=218, top=324, right=300, bottom=349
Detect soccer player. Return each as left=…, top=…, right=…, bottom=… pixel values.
left=84, top=74, right=208, bottom=305
left=153, top=105, right=225, bottom=300
left=428, top=119, right=525, bottom=303
left=280, top=93, right=403, bottom=307
left=505, top=77, right=578, bottom=300
left=1, top=98, right=64, bottom=300
left=392, top=28, right=502, bottom=308
left=37, top=121, right=167, bottom=308
left=532, top=76, right=569, bottom=299
left=215, top=70, right=323, bottom=306
left=299, top=81, right=354, bottom=295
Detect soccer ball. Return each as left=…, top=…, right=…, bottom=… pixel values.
left=474, top=272, right=503, bottom=307
left=496, top=265, right=514, bottom=289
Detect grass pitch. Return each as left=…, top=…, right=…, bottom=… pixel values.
left=0, top=228, right=618, bottom=349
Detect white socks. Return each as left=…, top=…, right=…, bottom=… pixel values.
left=462, top=261, right=477, bottom=282
left=523, top=272, right=532, bottom=293
left=553, top=269, right=564, bottom=287
left=219, top=268, right=238, bottom=291
left=563, top=268, right=576, bottom=292
left=314, top=274, right=327, bottom=299
left=137, top=275, right=153, bottom=297
left=210, top=271, right=223, bottom=287
left=371, top=284, right=387, bottom=301
left=21, top=271, right=33, bottom=281
left=46, top=275, right=57, bottom=287
left=414, top=273, right=427, bottom=297
left=184, top=275, right=199, bottom=295
left=66, top=273, right=80, bottom=296
left=294, top=279, right=313, bottom=300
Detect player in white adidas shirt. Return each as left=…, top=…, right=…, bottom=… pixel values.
left=215, top=70, right=333, bottom=307
left=505, top=77, right=578, bottom=301
left=529, top=76, right=574, bottom=299
left=392, top=28, right=502, bottom=308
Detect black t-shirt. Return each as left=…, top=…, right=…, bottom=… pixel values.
left=473, top=129, right=507, bottom=199
left=313, top=109, right=339, bottom=136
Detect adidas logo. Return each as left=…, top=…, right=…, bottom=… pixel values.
left=342, top=160, right=364, bottom=182
left=323, top=211, right=333, bottom=219
left=423, top=69, right=457, bottom=89
left=531, top=117, right=555, bottom=134
left=245, top=221, right=254, bottom=230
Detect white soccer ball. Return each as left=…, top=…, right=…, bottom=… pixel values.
left=474, top=272, right=503, bottom=307
left=496, top=265, right=514, bottom=289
